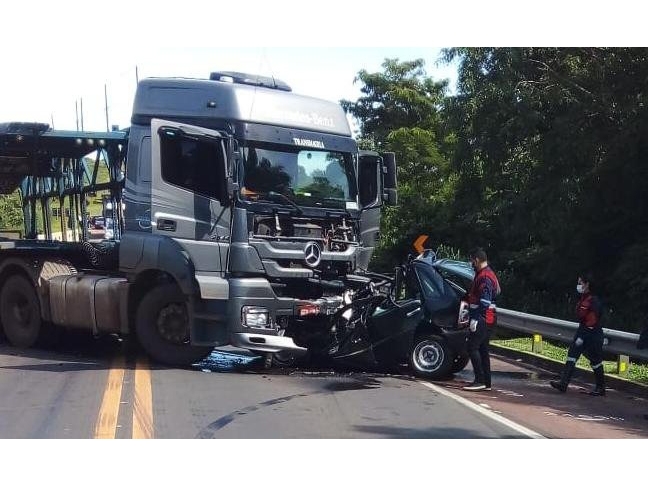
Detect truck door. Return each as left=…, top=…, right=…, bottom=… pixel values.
left=357, top=151, right=383, bottom=270
left=150, top=119, right=230, bottom=276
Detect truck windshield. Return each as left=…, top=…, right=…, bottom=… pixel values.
left=240, top=142, right=357, bottom=209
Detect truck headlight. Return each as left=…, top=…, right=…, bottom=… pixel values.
left=242, top=306, right=271, bottom=329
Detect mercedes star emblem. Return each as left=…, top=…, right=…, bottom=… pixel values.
left=303, top=241, right=322, bottom=268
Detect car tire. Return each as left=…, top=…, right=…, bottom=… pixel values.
left=1, top=274, right=42, bottom=348
left=409, top=334, right=453, bottom=379
left=136, top=284, right=214, bottom=366
left=450, top=352, right=470, bottom=374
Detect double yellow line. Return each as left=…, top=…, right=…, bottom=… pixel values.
left=94, top=356, right=154, bottom=439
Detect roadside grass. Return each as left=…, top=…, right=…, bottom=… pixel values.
left=492, top=336, right=648, bottom=386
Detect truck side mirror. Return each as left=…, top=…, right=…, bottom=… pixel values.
left=381, top=152, right=398, bottom=206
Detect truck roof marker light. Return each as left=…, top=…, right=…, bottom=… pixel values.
left=98, top=139, right=106, bottom=147
left=87, top=139, right=95, bottom=146
left=76, top=138, right=83, bottom=145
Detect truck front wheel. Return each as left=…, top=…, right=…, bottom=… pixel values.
left=136, top=284, right=213, bottom=366
left=0, top=274, right=42, bottom=348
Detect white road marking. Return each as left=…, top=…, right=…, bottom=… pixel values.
left=543, top=410, right=624, bottom=422
left=419, top=381, right=546, bottom=439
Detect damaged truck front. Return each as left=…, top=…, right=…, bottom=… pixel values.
left=0, top=71, right=397, bottom=366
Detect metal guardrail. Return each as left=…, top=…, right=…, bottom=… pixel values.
left=497, top=308, right=648, bottom=362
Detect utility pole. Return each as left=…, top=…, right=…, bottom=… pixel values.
left=135, top=65, right=139, bottom=85
left=104, top=83, right=109, bottom=131
left=51, top=113, right=55, bottom=129
left=75, top=100, right=79, bottom=131
left=80, top=97, right=84, bottom=131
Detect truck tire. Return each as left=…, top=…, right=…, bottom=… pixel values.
left=136, top=284, right=214, bottom=366
left=272, top=350, right=297, bottom=368
left=409, top=334, right=453, bottom=380
left=450, top=352, right=470, bottom=374
left=0, top=274, right=42, bottom=348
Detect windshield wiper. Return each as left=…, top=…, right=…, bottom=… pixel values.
left=265, top=191, right=303, bottom=215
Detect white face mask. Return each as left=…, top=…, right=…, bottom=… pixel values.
left=576, top=284, right=584, bottom=294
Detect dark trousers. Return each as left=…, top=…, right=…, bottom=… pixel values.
left=567, top=327, right=603, bottom=365
left=468, top=320, right=492, bottom=387
left=563, top=326, right=605, bottom=390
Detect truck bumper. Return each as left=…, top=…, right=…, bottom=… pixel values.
left=227, top=277, right=319, bottom=354
left=230, top=332, right=308, bottom=355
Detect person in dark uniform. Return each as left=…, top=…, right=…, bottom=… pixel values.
left=463, top=248, right=501, bottom=392
left=550, top=273, right=605, bottom=396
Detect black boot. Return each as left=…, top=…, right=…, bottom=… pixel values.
left=550, top=360, right=575, bottom=393
left=589, top=366, right=605, bottom=396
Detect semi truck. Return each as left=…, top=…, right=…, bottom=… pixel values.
left=0, top=71, right=397, bottom=366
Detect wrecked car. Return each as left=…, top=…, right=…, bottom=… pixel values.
left=271, top=250, right=475, bottom=380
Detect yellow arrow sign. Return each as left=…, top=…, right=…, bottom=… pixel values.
left=413, top=234, right=429, bottom=254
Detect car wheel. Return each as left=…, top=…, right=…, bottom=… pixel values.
left=136, top=284, right=214, bottom=366
left=450, top=352, right=470, bottom=373
left=409, top=334, right=453, bottom=379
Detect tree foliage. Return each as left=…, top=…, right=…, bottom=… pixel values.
left=346, top=49, right=648, bottom=330
left=342, top=58, right=455, bottom=270
left=0, top=192, right=23, bottom=230
left=443, top=47, right=648, bottom=327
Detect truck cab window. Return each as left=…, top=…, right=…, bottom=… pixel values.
left=241, top=142, right=357, bottom=209
left=160, top=134, right=225, bottom=200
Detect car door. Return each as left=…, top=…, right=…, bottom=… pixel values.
left=415, top=264, right=461, bottom=328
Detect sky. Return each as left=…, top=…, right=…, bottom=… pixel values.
left=1, top=46, right=457, bottom=133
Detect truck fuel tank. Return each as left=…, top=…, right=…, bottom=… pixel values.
left=47, top=274, right=128, bottom=334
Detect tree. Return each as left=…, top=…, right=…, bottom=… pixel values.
left=342, top=58, right=457, bottom=270
left=0, top=191, right=23, bottom=230
left=342, top=58, right=448, bottom=149
left=442, top=47, right=648, bottom=327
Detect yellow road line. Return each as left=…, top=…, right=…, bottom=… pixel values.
left=132, top=356, right=154, bottom=439
left=94, top=356, right=126, bottom=439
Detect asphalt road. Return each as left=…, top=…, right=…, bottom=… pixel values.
left=0, top=333, right=646, bottom=439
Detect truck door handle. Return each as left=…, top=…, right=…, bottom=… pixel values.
left=157, top=218, right=177, bottom=232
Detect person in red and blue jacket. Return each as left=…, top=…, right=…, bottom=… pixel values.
left=463, top=248, right=501, bottom=392
left=550, top=273, right=605, bottom=396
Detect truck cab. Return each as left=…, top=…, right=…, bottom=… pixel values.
left=117, top=72, right=397, bottom=363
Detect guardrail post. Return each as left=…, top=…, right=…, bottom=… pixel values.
left=617, top=355, right=630, bottom=378
left=532, top=334, right=543, bottom=354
